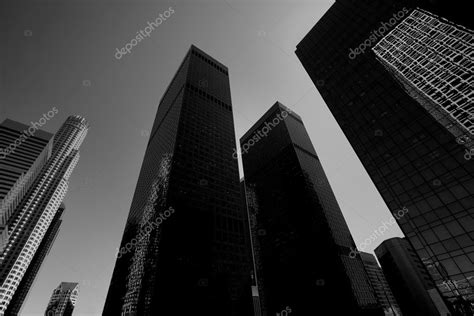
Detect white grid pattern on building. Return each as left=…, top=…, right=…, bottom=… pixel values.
left=372, top=8, right=474, bottom=139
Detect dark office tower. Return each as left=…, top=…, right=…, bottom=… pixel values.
left=296, top=1, right=474, bottom=314
left=4, top=203, right=65, bottom=315
left=0, top=119, right=53, bottom=252
left=360, top=252, right=402, bottom=316
left=240, top=102, right=383, bottom=316
left=0, top=116, right=88, bottom=314
left=103, top=45, right=253, bottom=316
left=375, top=238, right=450, bottom=315
left=45, top=282, right=79, bottom=316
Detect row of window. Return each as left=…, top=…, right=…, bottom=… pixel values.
left=191, top=50, right=228, bottom=75
left=185, top=82, right=232, bottom=112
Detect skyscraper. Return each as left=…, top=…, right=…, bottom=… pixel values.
left=0, top=119, right=53, bottom=198
left=0, top=116, right=88, bottom=314
left=360, top=251, right=402, bottom=316
left=240, top=102, right=383, bottom=315
left=4, top=203, right=65, bottom=316
left=0, top=119, right=53, bottom=252
left=103, top=45, right=253, bottom=316
left=372, top=8, right=473, bottom=144
left=45, top=282, right=79, bottom=316
left=296, top=1, right=473, bottom=314
left=375, top=238, right=450, bottom=316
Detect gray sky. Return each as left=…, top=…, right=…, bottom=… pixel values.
left=1, top=0, right=403, bottom=314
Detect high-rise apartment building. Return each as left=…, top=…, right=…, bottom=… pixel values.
left=0, top=116, right=88, bottom=314
left=45, top=282, right=79, bottom=316
left=240, top=102, right=383, bottom=315
left=5, top=203, right=65, bottom=315
left=360, top=252, right=402, bottom=316
left=372, top=8, right=473, bottom=145
left=103, top=45, right=253, bottom=316
left=0, top=119, right=53, bottom=252
left=375, top=238, right=450, bottom=315
left=296, top=1, right=473, bottom=314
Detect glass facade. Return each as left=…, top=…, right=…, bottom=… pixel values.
left=296, top=1, right=474, bottom=314
left=360, top=251, right=402, bottom=316
left=103, top=45, right=253, bottom=316
left=241, top=103, right=382, bottom=315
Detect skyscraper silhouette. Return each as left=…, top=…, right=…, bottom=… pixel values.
left=240, top=102, right=383, bottom=315
left=296, top=1, right=473, bottom=314
left=103, top=45, right=253, bottom=316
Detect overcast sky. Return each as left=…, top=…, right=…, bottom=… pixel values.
left=1, top=0, right=403, bottom=314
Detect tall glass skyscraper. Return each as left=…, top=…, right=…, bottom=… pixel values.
left=103, top=45, right=253, bottom=316
left=296, top=1, right=473, bottom=314
left=240, top=102, right=383, bottom=315
left=0, top=116, right=88, bottom=314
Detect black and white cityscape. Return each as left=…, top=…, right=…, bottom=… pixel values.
left=0, top=0, right=473, bottom=315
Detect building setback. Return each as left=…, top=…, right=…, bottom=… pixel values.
left=296, top=1, right=473, bottom=314
left=375, top=238, right=450, bottom=315
left=103, top=45, right=253, bottom=316
left=0, top=116, right=88, bottom=314
left=360, top=251, right=402, bottom=316
left=45, top=282, right=79, bottom=316
left=240, top=102, right=383, bottom=315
